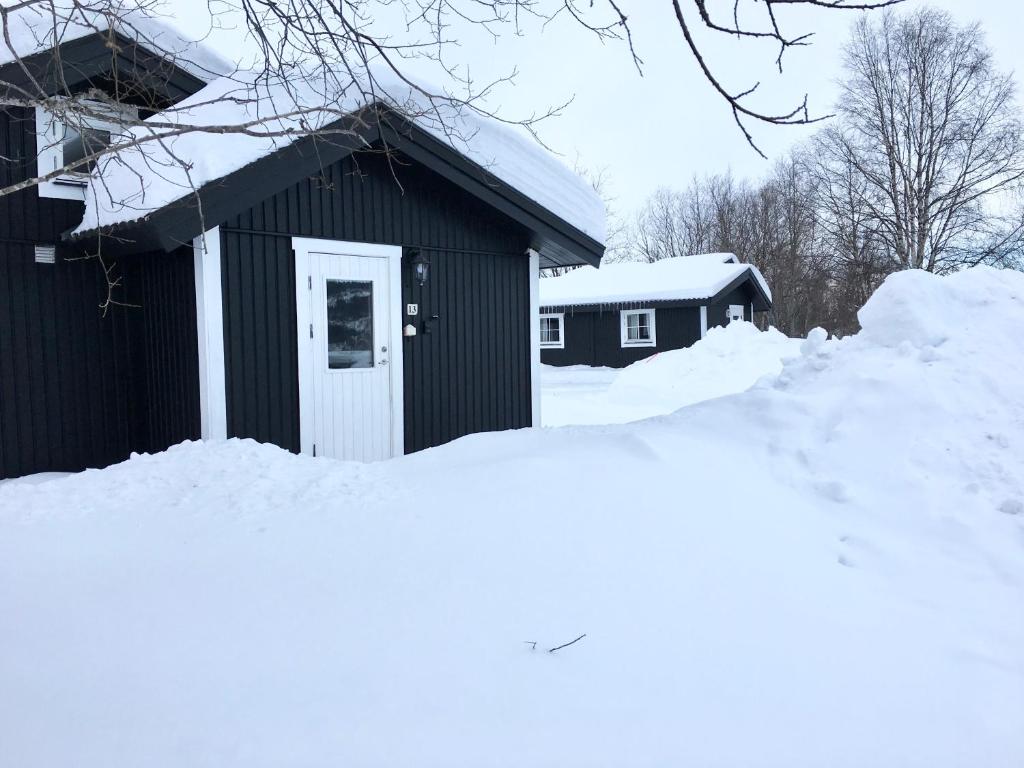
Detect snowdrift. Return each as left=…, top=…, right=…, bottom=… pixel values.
left=607, top=321, right=802, bottom=412
left=542, top=321, right=801, bottom=427
left=1, top=267, right=1022, bottom=767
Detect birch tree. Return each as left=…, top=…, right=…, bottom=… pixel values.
left=818, top=7, right=1024, bottom=272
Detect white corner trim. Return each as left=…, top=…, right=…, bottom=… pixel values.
left=700, top=305, right=708, bottom=339
left=292, top=237, right=405, bottom=457
left=387, top=247, right=405, bottom=457
left=529, top=249, right=541, bottom=428
left=193, top=227, right=227, bottom=440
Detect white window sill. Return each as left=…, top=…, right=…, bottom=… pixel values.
left=38, top=176, right=87, bottom=201
left=621, top=341, right=656, bottom=348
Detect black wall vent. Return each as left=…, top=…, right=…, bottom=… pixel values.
left=34, top=244, right=56, bottom=264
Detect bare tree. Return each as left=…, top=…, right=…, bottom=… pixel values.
left=816, top=7, right=1024, bottom=272
left=0, top=0, right=910, bottom=210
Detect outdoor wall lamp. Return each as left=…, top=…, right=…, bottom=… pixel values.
left=411, top=250, right=431, bottom=286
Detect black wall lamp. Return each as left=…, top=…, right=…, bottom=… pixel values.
left=411, top=250, right=431, bottom=286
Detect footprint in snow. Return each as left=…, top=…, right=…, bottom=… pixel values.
left=998, top=498, right=1023, bottom=516
left=814, top=479, right=851, bottom=503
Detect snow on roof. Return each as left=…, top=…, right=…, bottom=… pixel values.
left=0, top=2, right=233, bottom=82
left=72, top=65, right=606, bottom=244
left=540, top=253, right=771, bottom=307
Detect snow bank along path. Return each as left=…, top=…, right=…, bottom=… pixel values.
left=542, top=321, right=802, bottom=427
left=1, top=267, right=1022, bottom=767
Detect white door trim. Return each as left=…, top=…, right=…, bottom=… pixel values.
left=293, top=238, right=404, bottom=458
left=193, top=227, right=227, bottom=440
left=528, top=249, right=541, bottom=427
left=699, top=305, right=708, bottom=339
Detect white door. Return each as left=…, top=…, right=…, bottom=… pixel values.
left=295, top=240, right=403, bottom=462
left=727, top=304, right=745, bottom=323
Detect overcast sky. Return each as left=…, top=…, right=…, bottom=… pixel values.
left=178, top=0, right=1024, bottom=225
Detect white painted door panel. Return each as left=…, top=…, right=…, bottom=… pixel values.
left=298, top=247, right=396, bottom=462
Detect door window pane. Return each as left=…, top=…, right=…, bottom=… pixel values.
left=326, top=279, right=373, bottom=369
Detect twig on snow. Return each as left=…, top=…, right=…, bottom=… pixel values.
left=548, top=634, right=586, bottom=653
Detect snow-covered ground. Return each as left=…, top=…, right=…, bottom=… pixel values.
left=542, top=321, right=802, bottom=426
left=2, top=267, right=1023, bottom=767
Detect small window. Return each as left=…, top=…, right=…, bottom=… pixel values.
left=35, top=102, right=134, bottom=200
left=61, top=125, right=113, bottom=170
left=620, top=309, right=656, bottom=348
left=727, top=304, right=745, bottom=323
left=540, top=313, right=564, bottom=349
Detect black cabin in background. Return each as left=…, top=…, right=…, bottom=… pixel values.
left=539, top=254, right=771, bottom=368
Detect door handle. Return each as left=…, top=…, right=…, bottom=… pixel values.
left=378, top=359, right=388, bottom=366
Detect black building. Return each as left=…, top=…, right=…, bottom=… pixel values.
left=0, top=14, right=605, bottom=479
left=539, top=254, right=771, bottom=368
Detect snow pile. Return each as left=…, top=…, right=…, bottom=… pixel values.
left=540, top=252, right=770, bottom=307
left=606, top=320, right=801, bottom=413
left=2, top=266, right=1023, bottom=767
left=0, top=2, right=231, bottom=81
left=73, top=65, right=606, bottom=243
left=541, top=320, right=801, bottom=427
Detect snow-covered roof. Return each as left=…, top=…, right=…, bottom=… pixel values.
left=540, top=253, right=771, bottom=307
left=72, top=66, right=606, bottom=244
left=0, top=2, right=233, bottom=82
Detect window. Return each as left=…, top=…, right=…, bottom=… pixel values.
left=727, top=304, right=745, bottom=323
left=620, top=309, right=656, bottom=348
left=539, top=313, right=564, bottom=349
left=326, top=279, right=374, bottom=369
left=35, top=101, right=135, bottom=200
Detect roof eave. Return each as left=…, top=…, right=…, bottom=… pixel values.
left=541, top=267, right=773, bottom=313
left=65, top=106, right=606, bottom=268
left=0, top=30, right=211, bottom=105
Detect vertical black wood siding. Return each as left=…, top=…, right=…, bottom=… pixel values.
left=541, top=305, right=703, bottom=368
left=220, top=230, right=300, bottom=452
left=401, top=248, right=530, bottom=453
left=220, top=150, right=534, bottom=454
left=1, top=108, right=200, bottom=479
left=122, top=248, right=202, bottom=455
left=0, top=244, right=201, bottom=478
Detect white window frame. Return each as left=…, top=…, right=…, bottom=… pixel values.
left=620, top=308, right=657, bottom=348
left=35, top=101, right=136, bottom=200
left=727, top=304, right=745, bottom=323
left=539, top=312, right=565, bottom=349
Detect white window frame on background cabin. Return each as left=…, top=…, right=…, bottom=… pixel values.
left=620, top=308, right=656, bottom=348
left=539, top=312, right=565, bottom=349
left=35, top=100, right=136, bottom=200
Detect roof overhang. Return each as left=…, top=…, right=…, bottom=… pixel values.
left=64, top=105, right=605, bottom=267
left=0, top=31, right=210, bottom=108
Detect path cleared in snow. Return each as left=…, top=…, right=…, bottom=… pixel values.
left=1, top=267, right=1023, bottom=767
left=541, top=321, right=802, bottom=426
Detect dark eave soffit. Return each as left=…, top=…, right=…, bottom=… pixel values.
left=0, top=32, right=209, bottom=106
